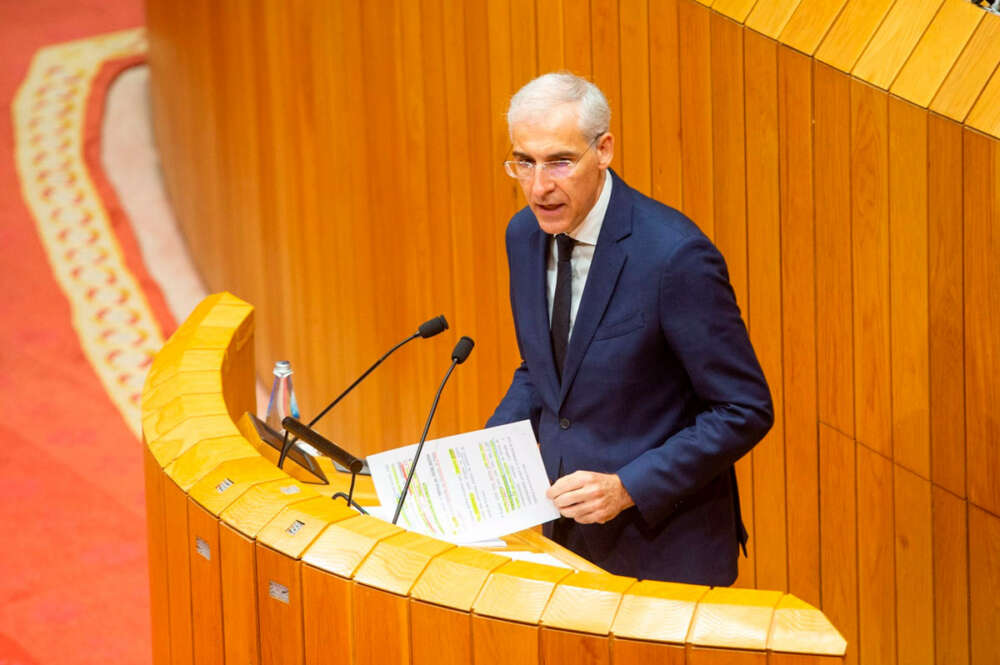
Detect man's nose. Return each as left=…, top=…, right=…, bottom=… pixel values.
left=530, top=166, right=556, bottom=198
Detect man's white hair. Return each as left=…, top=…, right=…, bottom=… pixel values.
left=507, top=72, right=611, bottom=141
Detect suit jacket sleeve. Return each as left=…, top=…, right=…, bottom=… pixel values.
left=616, top=234, right=774, bottom=527
left=486, top=220, right=544, bottom=433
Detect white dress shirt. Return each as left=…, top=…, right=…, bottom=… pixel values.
left=546, top=169, right=613, bottom=337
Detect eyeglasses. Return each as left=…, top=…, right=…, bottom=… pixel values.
left=503, top=133, right=603, bottom=181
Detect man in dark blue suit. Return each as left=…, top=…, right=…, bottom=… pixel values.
left=487, top=73, right=773, bottom=586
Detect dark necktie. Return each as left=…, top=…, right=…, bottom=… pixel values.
left=551, top=233, right=575, bottom=379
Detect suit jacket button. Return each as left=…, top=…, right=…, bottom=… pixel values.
left=559, top=418, right=570, bottom=430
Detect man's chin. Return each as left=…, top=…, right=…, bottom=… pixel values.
left=532, top=207, right=574, bottom=235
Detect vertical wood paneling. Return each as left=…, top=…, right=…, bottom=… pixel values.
left=710, top=14, right=749, bottom=313
left=618, top=0, right=652, bottom=194
left=963, top=129, right=1000, bottom=517
left=813, top=62, right=855, bottom=438
left=612, top=639, right=686, bottom=665
left=473, top=616, right=539, bottom=665
left=709, top=13, right=752, bottom=589
left=541, top=628, right=610, bottom=665
left=256, top=544, right=304, bottom=665
left=819, top=424, right=858, bottom=665
left=778, top=45, right=820, bottom=608
left=591, top=0, right=623, bottom=175
left=562, top=0, right=592, bottom=76
left=893, top=466, right=935, bottom=665
left=969, top=505, right=1000, bottom=665
left=927, top=114, right=966, bottom=498
left=163, top=480, right=194, bottom=665
left=537, top=0, right=565, bottom=72
left=856, top=444, right=896, bottom=665
left=933, top=487, right=970, bottom=665
left=143, top=450, right=171, bottom=665
left=352, top=584, right=409, bottom=665
left=411, top=601, right=472, bottom=665
left=850, top=81, right=892, bottom=458
left=219, top=524, right=260, bottom=665
left=744, top=29, right=787, bottom=593
left=188, top=503, right=224, bottom=665
left=302, top=567, right=353, bottom=665
left=677, top=0, right=714, bottom=237
left=888, top=97, right=930, bottom=478
left=648, top=0, right=682, bottom=210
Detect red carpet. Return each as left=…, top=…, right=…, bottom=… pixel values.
left=0, top=2, right=158, bottom=664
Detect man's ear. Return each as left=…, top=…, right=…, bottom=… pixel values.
left=597, top=132, right=615, bottom=168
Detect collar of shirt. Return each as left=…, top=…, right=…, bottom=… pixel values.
left=566, top=169, right=612, bottom=246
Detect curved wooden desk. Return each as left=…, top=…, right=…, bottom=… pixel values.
left=142, top=293, right=845, bottom=665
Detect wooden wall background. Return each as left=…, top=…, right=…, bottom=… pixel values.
left=145, top=0, right=1000, bottom=663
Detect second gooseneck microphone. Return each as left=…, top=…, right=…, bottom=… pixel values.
left=392, top=336, right=474, bottom=525
left=277, top=314, right=448, bottom=469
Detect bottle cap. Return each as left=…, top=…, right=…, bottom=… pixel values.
left=273, top=360, right=292, bottom=378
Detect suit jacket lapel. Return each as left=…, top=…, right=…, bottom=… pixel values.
left=558, top=171, right=632, bottom=407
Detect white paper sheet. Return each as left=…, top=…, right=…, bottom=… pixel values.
left=366, top=420, right=560, bottom=544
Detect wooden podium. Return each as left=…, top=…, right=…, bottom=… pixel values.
left=142, top=293, right=846, bottom=665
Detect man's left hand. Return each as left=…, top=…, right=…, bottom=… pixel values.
left=546, top=471, right=635, bottom=524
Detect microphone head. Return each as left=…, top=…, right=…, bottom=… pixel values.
left=452, top=336, right=475, bottom=364
left=418, top=315, right=449, bottom=339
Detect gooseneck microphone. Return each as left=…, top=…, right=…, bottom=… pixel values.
left=282, top=416, right=368, bottom=512
left=277, top=315, right=448, bottom=469
left=392, top=336, right=474, bottom=525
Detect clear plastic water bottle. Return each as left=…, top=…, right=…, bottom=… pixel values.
left=265, top=360, right=300, bottom=431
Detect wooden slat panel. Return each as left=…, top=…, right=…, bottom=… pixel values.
left=612, top=638, right=685, bottom=665
left=709, top=12, right=753, bottom=590
left=678, top=0, right=714, bottom=237
left=746, top=0, right=805, bottom=39
left=813, top=0, right=896, bottom=74
left=219, top=523, right=260, bottom=665
left=744, top=28, right=787, bottom=593
left=969, top=504, right=1000, bottom=665
left=649, top=0, right=683, bottom=210
left=967, top=60, right=1000, bottom=139
left=689, top=646, right=767, bottom=665
left=710, top=13, right=749, bottom=314
left=412, top=601, right=472, bottom=665
left=713, top=0, right=761, bottom=24
left=927, top=114, right=966, bottom=498
left=591, top=0, right=623, bottom=175
left=963, top=129, right=1000, bottom=517
left=933, top=487, right=969, bottom=665
left=143, top=448, right=171, bottom=665
left=856, top=444, right=896, bottom=665
left=619, top=0, right=652, bottom=194
left=301, top=566, right=353, bottom=665
left=473, top=616, right=539, bottom=665
left=929, top=14, right=1000, bottom=122
left=813, top=62, right=854, bottom=437
left=768, top=654, right=846, bottom=665
left=778, top=45, right=819, bottom=607
left=888, top=96, right=930, bottom=478
left=540, top=627, right=610, bottom=665
left=819, top=425, right=857, bottom=665
left=890, top=0, right=984, bottom=108
left=188, top=501, right=224, bottom=665
left=352, top=584, right=408, bottom=665
left=894, top=466, right=935, bottom=665
left=562, top=0, right=592, bottom=76
left=536, top=0, right=565, bottom=72
left=256, top=544, right=303, bottom=665
left=779, top=0, right=850, bottom=57
left=851, top=0, right=944, bottom=90
left=850, top=80, right=891, bottom=457
left=163, top=479, right=194, bottom=665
